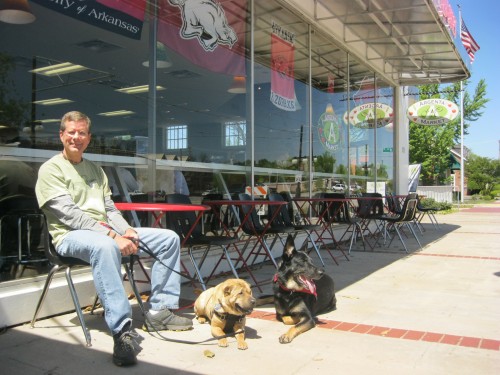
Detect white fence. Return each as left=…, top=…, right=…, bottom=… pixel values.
left=416, top=185, right=453, bottom=203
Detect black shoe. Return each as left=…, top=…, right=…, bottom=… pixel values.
left=113, top=325, right=139, bottom=367
left=142, top=309, right=193, bottom=332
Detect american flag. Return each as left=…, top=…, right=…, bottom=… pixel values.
left=460, top=16, right=480, bottom=63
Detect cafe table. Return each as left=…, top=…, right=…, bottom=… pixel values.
left=292, top=197, right=351, bottom=265
left=114, top=202, right=211, bottom=283
left=202, top=199, right=288, bottom=291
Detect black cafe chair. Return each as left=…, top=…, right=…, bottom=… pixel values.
left=31, top=222, right=145, bottom=347
left=378, top=193, right=423, bottom=253
left=415, top=195, right=440, bottom=231
left=356, top=192, right=386, bottom=240
left=236, top=193, right=295, bottom=269
left=268, top=192, right=326, bottom=266
left=0, top=195, right=48, bottom=279
left=323, top=193, right=366, bottom=255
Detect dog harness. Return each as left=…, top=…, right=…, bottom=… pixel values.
left=213, top=303, right=245, bottom=333
left=273, top=274, right=317, bottom=297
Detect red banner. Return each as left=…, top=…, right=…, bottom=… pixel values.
left=96, top=0, right=146, bottom=21
left=270, top=32, right=296, bottom=111
left=157, top=0, right=247, bottom=76
left=327, top=73, right=335, bottom=93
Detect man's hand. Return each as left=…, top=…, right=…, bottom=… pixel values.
left=124, top=228, right=139, bottom=242
left=116, top=235, right=138, bottom=256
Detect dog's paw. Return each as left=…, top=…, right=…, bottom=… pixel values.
left=196, top=317, right=208, bottom=324
left=282, top=316, right=295, bottom=325
left=237, top=341, right=249, bottom=350
left=218, top=338, right=229, bottom=347
left=278, top=334, right=293, bottom=344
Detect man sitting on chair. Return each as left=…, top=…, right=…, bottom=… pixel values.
left=35, top=111, right=192, bottom=367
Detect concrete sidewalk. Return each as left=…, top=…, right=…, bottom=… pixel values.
left=1, top=204, right=499, bottom=374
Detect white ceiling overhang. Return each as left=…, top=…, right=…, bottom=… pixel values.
left=281, top=0, right=470, bottom=86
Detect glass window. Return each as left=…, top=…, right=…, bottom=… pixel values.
left=224, top=121, right=246, bottom=147
left=310, top=31, right=349, bottom=195
left=0, top=0, right=396, bottom=283
left=166, top=125, right=187, bottom=150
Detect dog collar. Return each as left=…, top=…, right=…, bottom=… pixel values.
left=273, top=274, right=317, bottom=297
left=213, top=303, right=245, bottom=322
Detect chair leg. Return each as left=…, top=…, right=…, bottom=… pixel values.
left=123, top=263, right=146, bottom=314
left=428, top=211, right=440, bottom=229
left=304, top=231, right=325, bottom=267
left=348, top=227, right=356, bottom=255
left=188, top=247, right=207, bottom=290
left=31, top=264, right=92, bottom=346
left=347, top=223, right=365, bottom=255
left=407, top=222, right=424, bottom=250
left=393, top=225, right=409, bottom=253
left=64, top=267, right=92, bottom=347
left=222, top=245, right=240, bottom=280
left=31, top=264, right=60, bottom=328
left=89, top=294, right=100, bottom=315
left=204, top=245, right=241, bottom=286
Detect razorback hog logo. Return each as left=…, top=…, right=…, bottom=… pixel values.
left=169, top=0, right=238, bottom=52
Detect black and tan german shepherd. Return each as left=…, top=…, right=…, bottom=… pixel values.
left=273, top=235, right=337, bottom=343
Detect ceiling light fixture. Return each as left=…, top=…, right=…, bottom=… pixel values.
left=115, top=85, right=165, bottom=94
left=227, top=76, right=246, bottom=94
left=33, top=98, right=74, bottom=105
left=30, top=62, right=88, bottom=76
left=0, top=0, right=36, bottom=24
left=142, top=42, right=172, bottom=69
left=37, top=119, right=60, bottom=123
left=98, top=110, right=135, bottom=117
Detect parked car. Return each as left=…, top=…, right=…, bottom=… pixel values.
left=332, top=183, right=346, bottom=191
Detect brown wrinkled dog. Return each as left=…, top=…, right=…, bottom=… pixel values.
left=194, top=279, right=256, bottom=349
left=273, top=235, right=337, bottom=343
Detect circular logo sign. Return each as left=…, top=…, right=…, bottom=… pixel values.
left=407, top=99, right=459, bottom=125
left=346, top=103, right=393, bottom=129
left=318, top=111, right=341, bottom=151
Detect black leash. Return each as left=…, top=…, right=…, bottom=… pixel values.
left=135, top=238, right=199, bottom=283
left=128, top=238, right=244, bottom=345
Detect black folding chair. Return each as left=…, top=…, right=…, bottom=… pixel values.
left=356, top=193, right=385, bottom=243
left=323, top=193, right=366, bottom=255
left=0, top=195, right=48, bottom=279
left=31, top=225, right=144, bottom=347
left=165, top=194, right=240, bottom=290
left=415, top=195, right=440, bottom=230
left=378, top=193, right=423, bottom=253
left=236, top=193, right=294, bottom=269
left=268, top=192, right=325, bottom=266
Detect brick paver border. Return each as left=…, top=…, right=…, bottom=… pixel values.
left=249, top=310, right=500, bottom=351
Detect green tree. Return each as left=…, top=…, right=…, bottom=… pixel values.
left=409, top=80, right=489, bottom=185
left=466, top=153, right=500, bottom=196
left=313, top=152, right=336, bottom=173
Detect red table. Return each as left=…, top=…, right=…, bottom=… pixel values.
left=115, top=202, right=211, bottom=283
left=114, top=202, right=210, bottom=238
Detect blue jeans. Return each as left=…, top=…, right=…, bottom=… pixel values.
left=56, top=227, right=181, bottom=335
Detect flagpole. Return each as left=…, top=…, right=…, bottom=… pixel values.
left=458, top=4, right=465, bottom=204
left=460, top=80, right=464, bottom=204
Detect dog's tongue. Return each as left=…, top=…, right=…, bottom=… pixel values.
left=299, top=275, right=316, bottom=294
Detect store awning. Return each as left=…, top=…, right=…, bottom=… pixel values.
left=280, top=0, right=470, bottom=86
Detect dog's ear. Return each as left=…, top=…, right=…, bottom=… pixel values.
left=282, top=234, right=296, bottom=260
left=223, top=284, right=233, bottom=296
